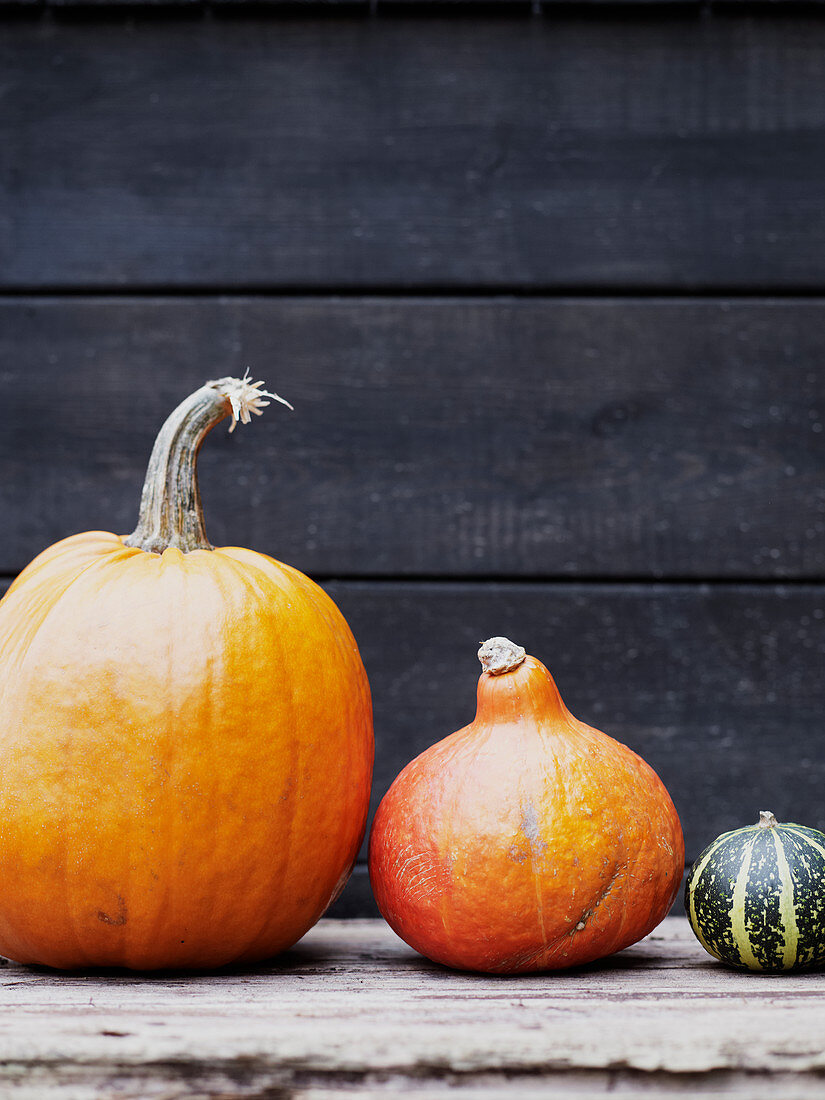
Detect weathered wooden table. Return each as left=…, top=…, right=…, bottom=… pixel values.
left=1, top=917, right=823, bottom=1098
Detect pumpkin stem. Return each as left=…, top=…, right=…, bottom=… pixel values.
left=478, top=637, right=526, bottom=675
left=124, top=373, right=292, bottom=554
left=758, top=811, right=778, bottom=829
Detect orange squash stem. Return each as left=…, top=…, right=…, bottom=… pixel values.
left=124, top=374, right=291, bottom=554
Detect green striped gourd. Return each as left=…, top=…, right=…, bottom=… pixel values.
left=685, top=811, right=825, bottom=972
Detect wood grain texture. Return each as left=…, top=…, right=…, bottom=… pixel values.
left=6, top=1, right=825, bottom=7
left=11, top=1, right=823, bottom=8
left=0, top=297, right=822, bottom=579
left=0, top=571, right=819, bottom=871
left=0, top=919, right=824, bottom=1097
left=323, top=580, right=825, bottom=866
left=3, top=12, right=825, bottom=289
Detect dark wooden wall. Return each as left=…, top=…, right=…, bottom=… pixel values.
left=2, top=0, right=825, bottom=917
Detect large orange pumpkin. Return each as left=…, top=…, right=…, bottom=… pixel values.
left=0, top=376, right=373, bottom=969
left=369, top=637, right=683, bottom=972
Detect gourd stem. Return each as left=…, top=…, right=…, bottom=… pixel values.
left=124, top=375, right=290, bottom=554
left=478, top=637, right=526, bottom=675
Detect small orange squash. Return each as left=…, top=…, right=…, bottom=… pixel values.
left=369, top=637, right=683, bottom=972
left=0, top=376, right=373, bottom=969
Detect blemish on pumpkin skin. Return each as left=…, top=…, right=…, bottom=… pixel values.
left=519, top=801, right=547, bottom=861
left=97, top=896, right=128, bottom=926
left=520, top=801, right=549, bottom=947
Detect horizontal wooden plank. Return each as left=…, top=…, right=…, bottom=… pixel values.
left=320, top=580, right=825, bottom=869
left=19, top=0, right=800, bottom=7
left=2, top=918, right=825, bottom=1097
left=1, top=297, right=823, bottom=579
left=5, top=1, right=825, bottom=7
left=3, top=13, right=825, bottom=289
left=326, top=863, right=381, bottom=918
left=1, top=569, right=819, bottom=873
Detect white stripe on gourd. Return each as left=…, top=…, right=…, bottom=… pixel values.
left=729, top=837, right=760, bottom=971
left=771, top=829, right=800, bottom=970
left=786, top=826, right=825, bottom=862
